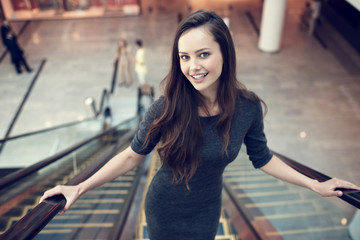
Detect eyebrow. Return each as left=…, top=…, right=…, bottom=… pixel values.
left=178, top=48, right=211, bottom=54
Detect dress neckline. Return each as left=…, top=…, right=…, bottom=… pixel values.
left=199, top=113, right=220, bottom=119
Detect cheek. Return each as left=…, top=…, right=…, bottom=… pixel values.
left=179, top=62, right=188, bottom=76
left=208, top=59, right=223, bottom=76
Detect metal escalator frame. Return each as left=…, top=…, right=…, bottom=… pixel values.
left=223, top=182, right=268, bottom=240
left=0, top=125, right=139, bottom=240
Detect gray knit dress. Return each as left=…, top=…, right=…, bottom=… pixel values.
left=131, top=95, right=273, bottom=240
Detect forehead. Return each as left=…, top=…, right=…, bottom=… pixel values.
left=178, top=26, right=218, bottom=51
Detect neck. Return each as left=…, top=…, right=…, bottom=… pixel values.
left=199, top=96, right=220, bottom=117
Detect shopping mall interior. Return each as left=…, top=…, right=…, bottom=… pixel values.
left=0, top=0, right=360, bottom=239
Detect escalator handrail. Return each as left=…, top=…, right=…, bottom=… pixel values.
left=223, top=150, right=360, bottom=240
left=97, top=88, right=109, bottom=117
left=0, top=117, right=138, bottom=191
left=0, top=117, right=96, bottom=143
left=0, top=128, right=137, bottom=240
left=272, top=150, right=360, bottom=209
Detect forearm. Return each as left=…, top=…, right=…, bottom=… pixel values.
left=260, top=155, right=318, bottom=192
left=78, top=146, right=144, bottom=195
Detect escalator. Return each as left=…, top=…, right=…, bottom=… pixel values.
left=0, top=115, right=142, bottom=240
left=223, top=149, right=357, bottom=240
left=0, top=111, right=359, bottom=239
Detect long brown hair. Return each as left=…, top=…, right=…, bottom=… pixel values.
left=145, top=10, right=264, bottom=189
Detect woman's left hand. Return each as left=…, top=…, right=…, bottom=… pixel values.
left=313, top=178, right=360, bottom=197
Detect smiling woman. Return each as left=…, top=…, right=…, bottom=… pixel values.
left=40, top=10, right=360, bottom=240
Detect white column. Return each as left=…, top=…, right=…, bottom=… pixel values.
left=258, top=0, right=287, bottom=53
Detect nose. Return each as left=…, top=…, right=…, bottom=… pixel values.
left=189, top=58, right=201, bottom=72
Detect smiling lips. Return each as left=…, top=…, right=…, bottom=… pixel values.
left=191, top=73, right=208, bottom=82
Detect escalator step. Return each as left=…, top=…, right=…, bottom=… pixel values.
left=0, top=217, right=8, bottom=231
left=2, top=207, right=23, bottom=217
left=19, top=197, right=37, bottom=205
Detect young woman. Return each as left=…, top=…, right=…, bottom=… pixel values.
left=114, top=39, right=132, bottom=86
left=134, top=39, right=147, bottom=85
left=41, top=10, right=360, bottom=240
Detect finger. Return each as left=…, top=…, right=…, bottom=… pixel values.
left=336, top=190, right=343, bottom=197
left=333, top=178, right=360, bottom=190
left=39, top=186, right=63, bottom=203
left=39, top=190, right=51, bottom=204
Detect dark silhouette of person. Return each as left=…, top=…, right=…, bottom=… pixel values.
left=4, top=29, right=32, bottom=74
left=1, top=20, right=12, bottom=47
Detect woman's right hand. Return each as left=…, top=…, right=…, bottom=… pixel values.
left=39, top=184, right=82, bottom=214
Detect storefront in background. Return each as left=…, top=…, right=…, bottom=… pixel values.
left=1, top=0, right=140, bottom=20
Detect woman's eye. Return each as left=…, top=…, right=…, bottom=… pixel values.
left=180, top=55, right=189, bottom=60
left=200, top=52, right=209, bottom=58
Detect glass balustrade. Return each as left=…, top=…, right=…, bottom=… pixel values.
left=223, top=148, right=358, bottom=240
left=0, top=119, right=103, bottom=169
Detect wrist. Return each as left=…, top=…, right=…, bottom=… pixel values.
left=77, top=182, right=87, bottom=196
left=309, top=179, right=321, bottom=193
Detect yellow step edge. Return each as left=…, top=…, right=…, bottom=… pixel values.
left=65, top=209, right=120, bottom=214
left=84, top=190, right=128, bottom=195
left=39, top=229, right=73, bottom=234
left=224, top=175, right=276, bottom=181
left=266, top=226, right=348, bottom=237
left=255, top=211, right=331, bottom=220
left=76, top=199, right=125, bottom=204
left=46, top=223, right=114, bottom=228
left=230, top=182, right=285, bottom=189
left=102, top=182, right=132, bottom=187
left=245, top=199, right=314, bottom=208
left=236, top=189, right=297, bottom=198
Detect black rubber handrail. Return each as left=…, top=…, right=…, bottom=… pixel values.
left=272, top=150, right=360, bottom=209
left=97, top=88, right=109, bottom=116
left=0, top=128, right=137, bottom=240
left=0, top=116, right=138, bottom=191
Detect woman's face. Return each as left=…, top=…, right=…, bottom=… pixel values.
left=178, top=26, right=223, bottom=98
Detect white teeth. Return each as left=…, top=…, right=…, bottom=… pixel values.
left=192, top=73, right=208, bottom=79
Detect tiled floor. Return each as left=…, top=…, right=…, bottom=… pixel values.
left=1, top=0, right=360, bottom=200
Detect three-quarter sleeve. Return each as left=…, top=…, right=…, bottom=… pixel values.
left=244, top=102, right=273, bottom=168
left=131, top=97, right=164, bottom=155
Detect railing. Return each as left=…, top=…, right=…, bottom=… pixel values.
left=97, top=88, right=110, bottom=116
left=0, top=86, right=111, bottom=163
left=223, top=149, right=360, bottom=240
left=0, top=118, right=139, bottom=240
left=0, top=121, right=121, bottom=191
left=0, top=118, right=97, bottom=144
left=272, top=150, right=360, bottom=209
left=0, top=118, right=103, bottom=171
